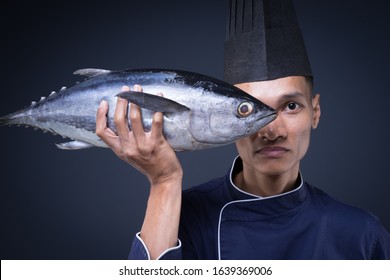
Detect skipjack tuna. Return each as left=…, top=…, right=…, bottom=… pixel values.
left=0, top=69, right=276, bottom=151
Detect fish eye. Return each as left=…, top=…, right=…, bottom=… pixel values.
left=237, top=102, right=254, bottom=117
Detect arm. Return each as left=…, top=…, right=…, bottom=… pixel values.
left=96, top=85, right=182, bottom=260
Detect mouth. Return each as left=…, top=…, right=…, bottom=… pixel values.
left=256, top=146, right=289, bottom=157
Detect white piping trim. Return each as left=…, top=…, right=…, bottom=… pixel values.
left=229, top=156, right=304, bottom=200
left=218, top=198, right=260, bottom=259
left=156, top=239, right=182, bottom=260
left=135, top=232, right=151, bottom=260
left=135, top=232, right=182, bottom=260
left=218, top=156, right=304, bottom=259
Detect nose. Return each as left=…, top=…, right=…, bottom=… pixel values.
left=257, top=114, right=287, bottom=142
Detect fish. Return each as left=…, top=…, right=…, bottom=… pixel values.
left=0, top=68, right=277, bottom=151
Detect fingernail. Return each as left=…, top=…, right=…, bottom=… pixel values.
left=99, top=100, right=107, bottom=108
left=133, top=84, right=141, bottom=91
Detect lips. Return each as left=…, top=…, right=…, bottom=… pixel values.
left=257, top=146, right=289, bottom=157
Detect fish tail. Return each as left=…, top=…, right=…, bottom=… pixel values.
left=0, top=114, right=15, bottom=126
left=0, top=110, right=28, bottom=126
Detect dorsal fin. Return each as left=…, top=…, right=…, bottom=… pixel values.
left=73, top=68, right=112, bottom=78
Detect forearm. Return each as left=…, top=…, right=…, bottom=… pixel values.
left=140, top=173, right=183, bottom=260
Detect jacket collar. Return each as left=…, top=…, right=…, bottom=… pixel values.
left=223, top=156, right=307, bottom=216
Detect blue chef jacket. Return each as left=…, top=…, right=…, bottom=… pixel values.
left=129, top=157, right=390, bottom=259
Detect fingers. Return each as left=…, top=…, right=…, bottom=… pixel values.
left=96, top=84, right=180, bottom=182
left=98, top=84, right=166, bottom=156
left=96, top=99, right=120, bottom=149
left=114, top=86, right=131, bottom=139
left=151, top=93, right=164, bottom=139
left=96, top=99, right=109, bottom=136
left=128, top=87, right=166, bottom=157
left=129, top=85, right=146, bottom=142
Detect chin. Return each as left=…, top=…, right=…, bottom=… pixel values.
left=254, top=162, right=296, bottom=177
left=258, top=169, right=288, bottom=177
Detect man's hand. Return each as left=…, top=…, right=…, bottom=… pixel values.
left=95, top=84, right=182, bottom=186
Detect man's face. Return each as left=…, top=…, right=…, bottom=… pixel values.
left=234, top=76, right=321, bottom=177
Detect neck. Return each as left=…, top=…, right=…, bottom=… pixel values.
left=234, top=163, right=300, bottom=197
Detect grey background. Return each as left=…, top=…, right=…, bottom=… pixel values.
left=1, top=0, right=389, bottom=259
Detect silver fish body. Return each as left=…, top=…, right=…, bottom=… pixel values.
left=0, top=69, right=277, bottom=151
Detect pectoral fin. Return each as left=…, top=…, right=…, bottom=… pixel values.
left=56, top=140, right=95, bottom=150
left=117, top=91, right=190, bottom=113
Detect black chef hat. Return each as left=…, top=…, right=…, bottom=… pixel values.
left=224, top=0, right=312, bottom=84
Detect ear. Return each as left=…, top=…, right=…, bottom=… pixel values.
left=311, top=93, right=321, bottom=129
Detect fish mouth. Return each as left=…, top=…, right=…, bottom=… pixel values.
left=247, top=111, right=277, bottom=134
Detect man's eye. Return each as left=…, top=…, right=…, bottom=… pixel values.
left=284, top=102, right=301, bottom=112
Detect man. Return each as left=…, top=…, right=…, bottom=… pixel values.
left=96, top=0, right=390, bottom=259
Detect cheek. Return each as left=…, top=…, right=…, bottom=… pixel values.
left=235, top=137, right=253, bottom=156
left=288, top=118, right=312, bottom=156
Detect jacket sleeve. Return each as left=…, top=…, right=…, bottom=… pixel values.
left=128, top=232, right=182, bottom=260
left=371, top=221, right=390, bottom=259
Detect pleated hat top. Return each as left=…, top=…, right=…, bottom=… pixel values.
left=224, top=0, right=312, bottom=85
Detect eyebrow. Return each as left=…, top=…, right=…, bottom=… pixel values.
left=277, top=92, right=307, bottom=103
